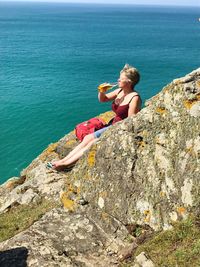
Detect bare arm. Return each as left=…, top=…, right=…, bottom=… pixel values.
left=128, top=95, right=141, bottom=116
left=98, top=88, right=121, bottom=102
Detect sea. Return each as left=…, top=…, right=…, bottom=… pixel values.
left=0, top=2, right=200, bottom=183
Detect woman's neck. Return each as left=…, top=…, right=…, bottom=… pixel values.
left=122, top=86, right=134, bottom=95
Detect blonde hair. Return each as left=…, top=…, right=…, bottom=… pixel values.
left=120, top=64, right=140, bottom=87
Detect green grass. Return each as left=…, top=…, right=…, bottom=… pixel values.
left=0, top=199, right=60, bottom=242
left=134, top=217, right=200, bottom=267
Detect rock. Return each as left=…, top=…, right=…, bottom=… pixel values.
left=134, top=252, right=155, bottom=267
left=0, top=69, right=199, bottom=266
left=0, top=208, right=120, bottom=267
left=19, top=188, right=39, bottom=205
left=0, top=176, right=26, bottom=191
left=118, top=241, right=138, bottom=261
left=0, top=163, right=66, bottom=213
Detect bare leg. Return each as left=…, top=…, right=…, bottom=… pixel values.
left=54, top=138, right=97, bottom=169
left=53, top=133, right=95, bottom=167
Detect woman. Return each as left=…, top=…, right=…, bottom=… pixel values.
left=48, top=64, right=141, bottom=171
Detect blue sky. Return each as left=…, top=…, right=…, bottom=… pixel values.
left=4, top=0, right=200, bottom=7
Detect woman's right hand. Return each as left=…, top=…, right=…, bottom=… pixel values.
left=98, top=87, right=121, bottom=102
left=98, top=83, right=112, bottom=93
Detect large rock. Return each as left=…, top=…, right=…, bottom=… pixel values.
left=0, top=69, right=199, bottom=265
left=0, top=208, right=121, bottom=266
left=63, top=68, right=200, bottom=232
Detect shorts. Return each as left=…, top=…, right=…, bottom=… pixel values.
left=94, top=126, right=111, bottom=138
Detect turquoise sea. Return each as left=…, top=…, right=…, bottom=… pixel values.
left=0, top=2, right=200, bottom=183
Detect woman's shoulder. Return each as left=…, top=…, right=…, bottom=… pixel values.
left=128, top=91, right=140, bottom=100
left=131, top=90, right=140, bottom=96
left=128, top=91, right=141, bottom=105
left=132, top=91, right=142, bottom=100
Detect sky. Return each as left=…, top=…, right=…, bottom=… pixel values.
left=3, top=0, right=200, bottom=7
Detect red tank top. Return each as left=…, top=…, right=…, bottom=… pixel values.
left=111, top=91, right=140, bottom=124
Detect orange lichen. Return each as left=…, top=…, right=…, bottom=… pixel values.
left=183, top=95, right=200, bottom=109
left=177, top=207, right=186, bottom=215
left=155, top=107, right=167, bottom=114
left=138, top=141, right=146, bottom=148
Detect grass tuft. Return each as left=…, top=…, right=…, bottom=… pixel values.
left=0, top=199, right=60, bottom=242
left=134, top=217, right=200, bottom=267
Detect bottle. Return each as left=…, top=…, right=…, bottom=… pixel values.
left=98, top=82, right=118, bottom=93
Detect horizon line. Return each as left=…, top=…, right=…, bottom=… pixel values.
left=1, top=1, right=200, bottom=8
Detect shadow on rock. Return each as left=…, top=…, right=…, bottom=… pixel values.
left=0, top=247, right=28, bottom=267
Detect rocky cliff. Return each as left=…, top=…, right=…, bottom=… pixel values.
left=0, top=69, right=199, bottom=267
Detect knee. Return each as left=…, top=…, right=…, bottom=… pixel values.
left=83, top=133, right=94, bottom=144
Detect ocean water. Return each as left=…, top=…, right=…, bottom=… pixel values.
left=0, top=2, right=199, bottom=183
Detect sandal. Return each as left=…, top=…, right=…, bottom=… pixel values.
left=46, top=162, right=75, bottom=172
left=46, top=162, right=54, bottom=169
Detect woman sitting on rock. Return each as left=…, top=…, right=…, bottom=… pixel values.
left=47, top=64, right=141, bottom=171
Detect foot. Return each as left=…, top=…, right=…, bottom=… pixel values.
left=46, top=161, right=75, bottom=172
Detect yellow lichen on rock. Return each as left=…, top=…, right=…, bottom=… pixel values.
left=185, top=146, right=195, bottom=156
left=183, top=95, right=200, bottom=109
left=83, top=171, right=93, bottom=180
left=138, top=140, right=146, bottom=148
left=68, top=184, right=78, bottom=194
left=87, top=145, right=97, bottom=167
left=144, top=210, right=151, bottom=223
left=39, top=143, right=58, bottom=161
left=160, top=191, right=166, bottom=198
left=60, top=192, right=76, bottom=212
left=60, top=182, right=80, bottom=211
left=155, top=107, right=167, bottom=114
left=65, top=139, right=77, bottom=146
